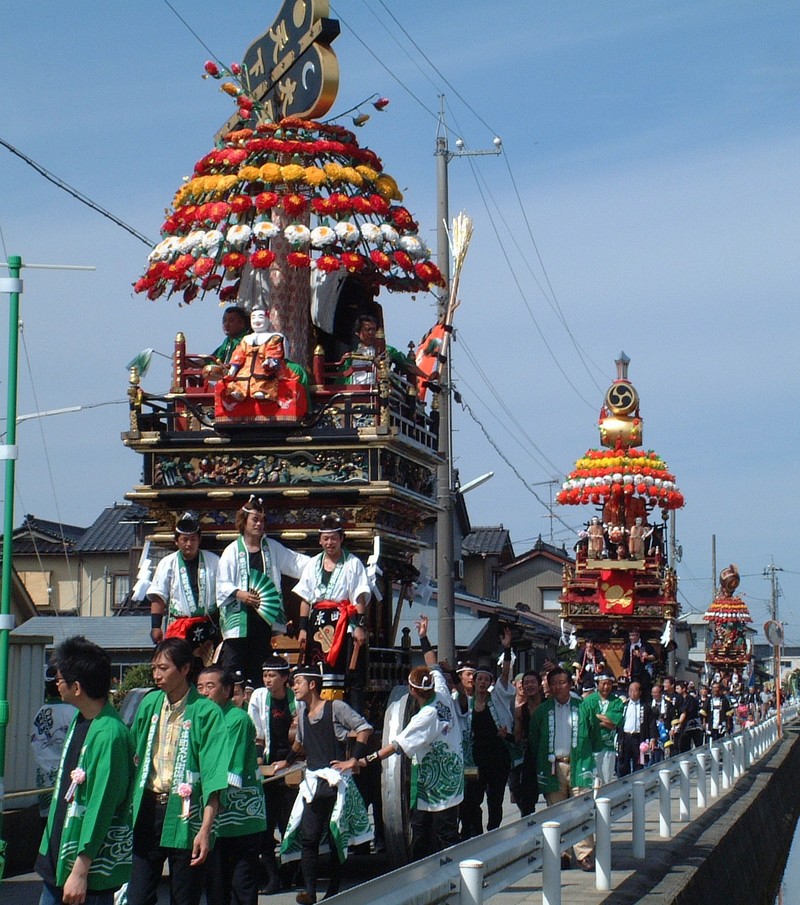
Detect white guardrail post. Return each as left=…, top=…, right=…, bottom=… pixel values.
left=710, top=745, right=721, bottom=798
left=695, top=751, right=707, bottom=810
left=595, top=797, right=612, bottom=892
left=722, top=741, right=733, bottom=789
left=542, top=821, right=562, bottom=905
left=632, top=781, right=646, bottom=859
left=459, top=859, right=484, bottom=905
left=659, top=769, right=672, bottom=838
left=679, top=759, right=691, bottom=822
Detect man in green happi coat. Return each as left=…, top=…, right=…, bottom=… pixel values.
left=581, top=671, right=624, bottom=785
left=198, top=665, right=266, bottom=905
left=529, top=666, right=596, bottom=871
left=36, top=636, right=135, bottom=905
left=127, top=638, right=229, bottom=905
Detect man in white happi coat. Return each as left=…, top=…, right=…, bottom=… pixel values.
left=217, top=496, right=310, bottom=687
left=148, top=512, right=219, bottom=646
left=294, top=515, right=371, bottom=704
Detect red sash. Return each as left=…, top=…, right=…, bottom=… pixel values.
left=314, top=599, right=357, bottom=666
left=165, top=615, right=209, bottom=641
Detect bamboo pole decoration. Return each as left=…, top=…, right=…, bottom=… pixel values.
left=440, top=211, right=473, bottom=358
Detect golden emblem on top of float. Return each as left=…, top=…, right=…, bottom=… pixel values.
left=599, top=352, right=642, bottom=448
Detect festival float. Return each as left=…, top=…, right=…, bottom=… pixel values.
left=555, top=353, right=684, bottom=675
left=703, top=564, right=752, bottom=674
left=121, top=4, right=454, bottom=865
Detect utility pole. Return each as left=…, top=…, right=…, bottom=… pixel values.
left=0, top=258, right=93, bottom=875
left=763, top=559, right=782, bottom=622
left=434, top=98, right=501, bottom=665
left=711, top=534, right=717, bottom=595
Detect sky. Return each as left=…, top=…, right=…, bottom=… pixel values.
left=1, top=1, right=799, bottom=644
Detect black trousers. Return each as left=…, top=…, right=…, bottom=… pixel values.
left=205, top=832, right=260, bottom=905
left=618, top=732, right=645, bottom=776
left=508, top=752, right=539, bottom=818
left=410, top=804, right=459, bottom=860
left=127, top=791, right=207, bottom=905
left=299, top=782, right=340, bottom=900
left=461, top=744, right=511, bottom=837
left=220, top=632, right=270, bottom=690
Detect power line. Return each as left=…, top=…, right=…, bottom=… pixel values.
left=0, top=138, right=154, bottom=247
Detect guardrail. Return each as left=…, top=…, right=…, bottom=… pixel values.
left=328, top=705, right=796, bottom=905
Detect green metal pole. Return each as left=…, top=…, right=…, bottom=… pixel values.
left=0, top=254, right=22, bottom=876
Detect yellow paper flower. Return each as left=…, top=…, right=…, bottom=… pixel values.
left=324, top=162, right=345, bottom=183
left=280, top=164, right=306, bottom=182
left=375, top=174, right=403, bottom=201
left=304, top=166, right=328, bottom=187
left=259, top=163, right=283, bottom=183
left=355, top=165, right=379, bottom=183
left=238, top=166, right=263, bottom=183
left=341, top=166, right=363, bottom=188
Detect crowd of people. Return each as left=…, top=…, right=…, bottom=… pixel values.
left=33, top=519, right=778, bottom=905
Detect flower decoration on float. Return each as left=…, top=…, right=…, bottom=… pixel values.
left=555, top=447, right=684, bottom=511
left=703, top=597, right=753, bottom=624
left=133, top=72, right=443, bottom=304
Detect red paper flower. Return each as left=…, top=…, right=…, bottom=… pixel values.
left=329, top=192, right=351, bottom=214
left=312, top=197, right=335, bottom=215
left=370, top=250, right=392, bottom=270
left=208, top=202, right=231, bottom=222
left=193, top=257, right=216, bottom=276
left=369, top=194, right=390, bottom=215
left=250, top=249, right=276, bottom=269
left=414, top=261, right=445, bottom=286
left=230, top=195, right=253, bottom=214
left=287, top=251, right=311, bottom=268
left=255, top=192, right=279, bottom=212
left=341, top=252, right=366, bottom=272
left=393, top=250, right=414, bottom=272
left=316, top=254, right=341, bottom=272
left=221, top=252, right=246, bottom=270
left=391, top=206, right=417, bottom=230
left=283, top=193, right=307, bottom=216
left=351, top=196, right=373, bottom=214
left=174, top=254, right=195, bottom=272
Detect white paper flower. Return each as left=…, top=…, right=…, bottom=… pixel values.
left=379, top=224, right=399, bottom=246
left=360, top=223, right=381, bottom=243
left=399, top=235, right=425, bottom=259
left=202, top=230, right=224, bottom=253
left=226, top=224, right=252, bottom=247
left=310, top=225, right=337, bottom=248
left=252, top=221, right=279, bottom=241
left=179, top=230, right=205, bottom=253
left=284, top=224, right=311, bottom=246
left=149, top=236, right=180, bottom=261
left=335, top=221, right=360, bottom=245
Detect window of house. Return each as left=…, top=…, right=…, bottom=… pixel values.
left=20, top=570, right=52, bottom=607
left=110, top=573, right=131, bottom=609
left=541, top=588, right=561, bottom=611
